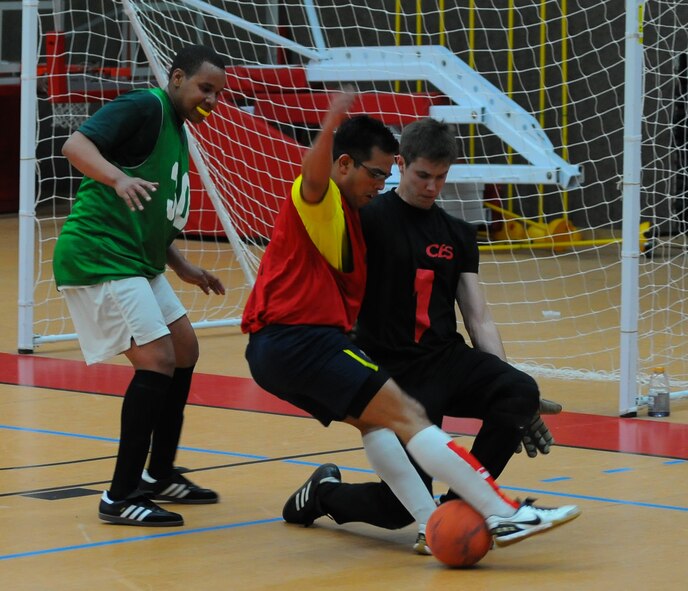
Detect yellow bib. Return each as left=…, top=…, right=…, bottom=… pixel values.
left=292, top=175, right=350, bottom=271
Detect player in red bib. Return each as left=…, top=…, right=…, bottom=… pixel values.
left=243, top=94, right=580, bottom=551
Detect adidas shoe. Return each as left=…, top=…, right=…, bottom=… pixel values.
left=282, top=463, right=341, bottom=526
left=413, top=530, right=432, bottom=555
left=98, top=491, right=183, bottom=526
left=486, top=498, right=581, bottom=547
left=139, top=469, right=219, bottom=504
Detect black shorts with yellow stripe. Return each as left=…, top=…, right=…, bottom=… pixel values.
left=245, top=324, right=390, bottom=426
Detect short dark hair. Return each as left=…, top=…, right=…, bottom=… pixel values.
left=169, top=45, right=226, bottom=79
left=399, top=118, right=458, bottom=165
left=333, top=115, right=398, bottom=163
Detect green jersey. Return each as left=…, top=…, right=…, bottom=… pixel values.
left=53, top=88, right=191, bottom=287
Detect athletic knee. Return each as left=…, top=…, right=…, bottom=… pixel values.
left=359, top=381, right=430, bottom=437
left=403, top=394, right=428, bottom=420
left=127, top=338, right=177, bottom=376
left=490, top=372, right=539, bottom=427
left=150, top=353, right=177, bottom=376
left=171, top=329, right=199, bottom=368
left=167, top=316, right=199, bottom=367
left=175, top=341, right=199, bottom=367
left=397, top=394, right=432, bottom=439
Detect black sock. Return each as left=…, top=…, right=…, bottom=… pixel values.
left=108, top=370, right=172, bottom=501
left=147, top=366, right=194, bottom=480
left=318, top=482, right=416, bottom=529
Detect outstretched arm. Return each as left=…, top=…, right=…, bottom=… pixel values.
left=62, top=131, right=158, bottom=212
left=299, top=91, right=355, bottom=204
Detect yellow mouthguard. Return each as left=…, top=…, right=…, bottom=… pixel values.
left=196, top=106, right=211, bottom=117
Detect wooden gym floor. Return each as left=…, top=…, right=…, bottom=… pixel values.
left=0, top=214, right=686, bottom=590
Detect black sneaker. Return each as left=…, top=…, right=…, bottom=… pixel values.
left=98, top=491, right=184, bottom=526
left=139, top=469, right=219, bottom=504
left=282, top=463, right=341, bottom=526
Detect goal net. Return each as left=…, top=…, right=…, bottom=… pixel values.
left=19, top=1, right=688, bottom=414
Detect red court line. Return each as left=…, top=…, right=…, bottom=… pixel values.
left=1, top=352, right=686, bottom=459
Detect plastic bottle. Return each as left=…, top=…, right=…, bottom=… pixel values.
left=647, top=367, right=671, bottom=417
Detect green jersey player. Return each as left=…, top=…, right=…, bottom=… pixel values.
left=53, top=45, right=226, bottom=526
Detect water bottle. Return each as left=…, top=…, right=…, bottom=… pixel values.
left=647, top=367, right=671, bottom=417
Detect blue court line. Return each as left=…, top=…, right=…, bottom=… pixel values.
left=5, top=423, right=688, bottom=480
left=1, top=424, right=119, bottom=443
left=0, top=517, right=282, bottom=562
left=0, top=424, right=268, bottom=460
left=297, top=461, right=688, bottom=512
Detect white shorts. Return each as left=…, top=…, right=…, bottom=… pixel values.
left=61, top=274, right=187, bottom=365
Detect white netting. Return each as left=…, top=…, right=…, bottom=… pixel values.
left=23, top=1, right=688, bottom=399
left=50, top=102, right=90, bottom=130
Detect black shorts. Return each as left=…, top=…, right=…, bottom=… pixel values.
left=392, top=340, right=538, bottom=427
left=245, top=324, right=390, bottom=426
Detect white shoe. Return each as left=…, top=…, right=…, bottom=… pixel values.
left=413, top=530, right=432, bottom=555
left=486, top=498, right=581, bottom=547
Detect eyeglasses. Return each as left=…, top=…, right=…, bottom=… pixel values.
left=355, top=160, right=393, bottom=181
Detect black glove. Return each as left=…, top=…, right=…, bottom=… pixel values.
left=515, top=398, right=562, bottom=458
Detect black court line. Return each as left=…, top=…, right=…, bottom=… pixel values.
left=0, top=455, right=117, bottom=471
left=1, top=447, right=365, bottom=499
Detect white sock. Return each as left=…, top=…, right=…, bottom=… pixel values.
left=406, top=425, right=517, bottom=518
left=141, top=469, right=157, bottom=483
left=363, top=429, right=436, bottom=527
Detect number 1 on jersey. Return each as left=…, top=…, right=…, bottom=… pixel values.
left=414, top=268, right=434, bottom=342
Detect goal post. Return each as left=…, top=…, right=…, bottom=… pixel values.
left=17, top=0, right=40, bottom=353
left=619, top=0, right=644, bottom=416
left=18, top=1, right=688, bottom=416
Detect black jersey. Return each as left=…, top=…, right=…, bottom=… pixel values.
left=356, top=189, right=479, bottom=373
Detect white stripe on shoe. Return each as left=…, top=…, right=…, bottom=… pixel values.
left=296, top=481, right=312, bottom=511
left=161, top=483, right=190, bottom=498
left=122, top=504, right=153, bottom=521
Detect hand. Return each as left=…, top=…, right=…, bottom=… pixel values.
left=515, top=398, right=562, bottom=458
left=114, top=176, right=158, bottom=211
left=322, top=89, right=356, bottom=128
left=174, top=263, right=225, bottom=295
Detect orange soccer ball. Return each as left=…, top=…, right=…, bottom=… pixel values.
left=426, top=500, right=492, bottom=568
